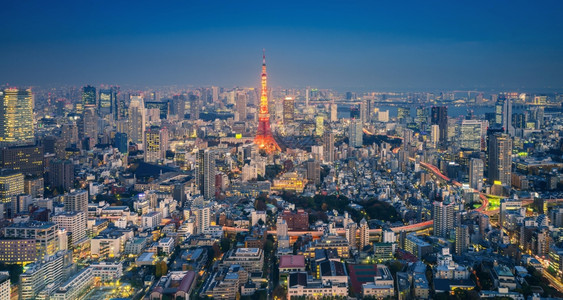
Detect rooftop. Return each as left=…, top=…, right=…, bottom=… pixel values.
left=279, top=255, right=305, bottom=269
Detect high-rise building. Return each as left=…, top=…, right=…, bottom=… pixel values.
left=360, top=99, right=371, bottom=124
left=0, top=88, right=34, bottom=146
left=235, top=93, right=247, bottom=122
left=144, top=126, right=169, bottom=163
left=0, top=273, right=9, bottom=300
left=98, top=88, right=116, bottom=116
left=330, top=103, right=338, bottom=122
left=254, top=51, right=281, bottom=154
left=455, top=225, right=469, bottom=254
left=189, top=95, right=200, bottom=121
left=306, top=160, right=321, bottom=185
left=433, top=201, right=454, bottom=238
left=315, top=116, right=324, bottom=136
left=283, top=97, right=294, bottom=123
left=469, top=158, right=484, bottom=191
left=193, top=205, right=211, bottom=234
left=60, top=122, right=79, bottom=147
left=82, top=107, right=97, bottom=142
left=346, top=223, right=357, bottom=249
left=24, top=177, right=44, bottom=198
left=4, top=222, right=60, bottom=260
left=114, top=132, right=128, bottom=154
left=170, top=94, right=186, bottom=118
left=415, top=106, right=428, bottom=131
left=50, top=159, right=74, bottom=192
left=52, top=211, right=87, bottom=246
left=503, top=97, right=515, bottom=136
left=431, top=106, right=448, bottom=148
left=323, top=131, right=335, bottom=163
left=128, top=95, right=146, bottom=146
left=359, top=218, right=370, bottom=250
left=488, top=133, right=512, bottom=188
left=397, top=107, right=410, bottom=124
left=430, top=124, right=440, bottom=147
left=82, top=85, right=96, bottom=109
left=460, top=120, right=482, bottom=151
left=349, top=119, right=363, bottom=148
left=196, top=150, right=216, bottom=200
left=0, top=144, right=44, bottom=176
left=499, top=198, right=522, bottom=237
left=0, top=170, right=24, bottom=217
left=63, top=189, right=88, bottom=216
left=495, top=97, right=504, bottom=127
left=19, top=250, right=73, bottom=300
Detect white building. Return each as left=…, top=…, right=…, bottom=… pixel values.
left=0, top=272, right=10, bottom=300
left=142, top=211, right=162, bottom=229
left=52, top=211, right=87, bottom=246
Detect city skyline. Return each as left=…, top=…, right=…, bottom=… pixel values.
left=1, top=1, right=563, bottom=91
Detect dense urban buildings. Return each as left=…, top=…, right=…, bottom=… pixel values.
left=0, top=3, right=562, bottom=298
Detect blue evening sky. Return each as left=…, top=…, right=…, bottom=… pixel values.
left=1, top=0, right=562, bottom=91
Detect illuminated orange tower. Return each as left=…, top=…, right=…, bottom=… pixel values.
left=254, top=50, right=281, bottom=154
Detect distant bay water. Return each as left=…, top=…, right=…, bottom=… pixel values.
left=337, top=104, right=526, bottom=119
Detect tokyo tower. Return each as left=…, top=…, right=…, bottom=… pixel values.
left=254, top=50, right=281, bottom=154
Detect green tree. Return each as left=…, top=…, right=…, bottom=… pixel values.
left=220, top=237, right=231, bottom=253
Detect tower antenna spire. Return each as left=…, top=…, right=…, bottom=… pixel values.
left=254, top=49, right=280, bottom=154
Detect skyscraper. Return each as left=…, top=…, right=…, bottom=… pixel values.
left=360, top=99, right=371, bottom=124
left=349, top=119, right=363, bottom=148
left=433, top=201, right=454, bottom=238
left=144, top=126, right=169, bottom=163
left=82, top=107, right=97, bottom=143
left=415, top=106, right=428, bottom=131
left=128, top=95, right=146, bottom=146
left=431, top=106, right=448, bottom=149
left=0, top=88, right=34, bottom=146
left=82, top=85, right=96, bottom=110
left=495, top=97, right=504, bottom=127
left=503, top=97, right=515, bottom=136
left=50, top=159, right=74, bottom=192
left=323, top=131, right=335, bottom=163
left=469, top=158, right=484, bottom=191
left=397, top=106, right=409, bottom=124
left=254, top=51, right=281, bottom=154
left=98, top=88, right=116, bottom=116
left=170, top=94, right=186, bottom=119
left=189, top=95, right=200, bottom=121
left=196, top=150, right=216, bottom=200
left=430, top=124, right=439, bottom=147
left=282, top=97, right=294, bottom=123
left=114, top=132, right=128, bottom=154
left=460, top=120, right=483, bottom=151
left=236, top=93, right=247, bottom=122
left=488, top=133, right=512, bottom=188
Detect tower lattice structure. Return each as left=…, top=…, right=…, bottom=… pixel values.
left=254, top=50, right=281, bottom=154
